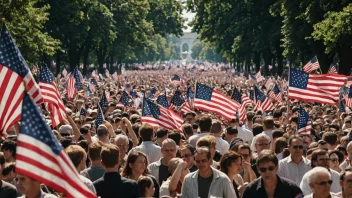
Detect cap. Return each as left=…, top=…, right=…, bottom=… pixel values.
left=59, top=125, right=72, bottom=135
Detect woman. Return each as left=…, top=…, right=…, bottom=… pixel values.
left=122, top=151, right=159, bottom=198
left=138, top=176, right=154, bottom=198
left=328, top=150, right=344, bottom=172
left=219, top=151, right=246, bottom=198
left=231, top=143, right=257, bottom=183
left=273, top=137, right=288, bottom=161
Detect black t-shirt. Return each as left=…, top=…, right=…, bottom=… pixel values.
left=0, top=180, right=17, bottom=198
left=189, top=164, right=198, bottom=172
left=158, top=164, right=170, bottom=185
left=197, top=174, right=213, bottom=198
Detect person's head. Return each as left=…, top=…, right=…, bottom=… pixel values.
left=328, top=150, right=344, bottom=171
left=168, top=132, right=182, bottom=146
left=252, top=115, right=263, bottom=124
left=139, top=124, right=154, bottom=142
left=210, top=120, right=222, bottom=134
left=114, top=134, right=129, bottom=159
left=0, top=152, right=5, bottom=173
left=88, top=141, right=104, bottom=162
left=16, top=174, right=42, bottom=197
left=65, top=145, right=87, bottom=172
left=1, top=162, right=16, bottom=182
left=1, top=140, right=16, bottom=162
left=311, top=149, right=329, bottom=168
left=184, top=111, right=196, bottom=124
left=256, top=150, right=278, bottom=181
left=252, top=124, right=264, bottom=137
left=97, top=125, right=109, bottom=142
left=178, top=144, right=195, bottom=169
left=168, top=158, right=189, bottom=181
left=194, top=147, right=212, bottom=172
left=198, top=115, right=212, bottom=133
left=101, top=144, right=120, bottom=170
left=340, top=168, right=352, bottom=196
left=273, top=110, right=283, bottom=122
left=255, top=133, right=271, bottom=153
left=272, top=129, right=284, bottom=142
left=181, top=123, right=194, bottom=140
left=347, top=141, right=352, bottom=160
left=59, top=124, right=73, bottom=137
left=317, top=140, right=329, bottom=150
left=274, top=137, right=288, bottom=154
left=219, top=151, right=242, bottom=176
left=246, top=111, right=255, bottom=123
left=235, top=143, right=252, bottom=163
left=263, top=116, right=274, bottom=130
left=196, top=135, right=216, bottom=158
left=224, top=127, right=238, bottom=143
left=288, top=135, right=304, bottom=159
left=122, top=151, right=149, bottom=177
left=161, top=139, right=177, bottom=163
left=322, top=132, right=338, bottom=150
left=306, top=167, right=332, bottom=197
left=156, top=128, right=169, bottom=146
left=137, top=176, right=154, bottom=197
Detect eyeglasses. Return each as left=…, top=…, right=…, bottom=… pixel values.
left=330, top=158, right=339, bottom=163
left=181, top=153, right=192, bottom=158
left=256, top=142, right=271, bottom=146
left=195, top=159, right=208, bottom=164
left=259, top=166, right=275, bottom=173
left=163, top=149, right=176, bottom=153
left=318, top=158, right=331, bottom=161
left=315, top=180, right=333, bottom=186
left=116, top=144, right=129, bottom=149
left=292, top=145, right=304, bottom=149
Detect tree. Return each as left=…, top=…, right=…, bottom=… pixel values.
left=191, top=41, right=202, bottom=60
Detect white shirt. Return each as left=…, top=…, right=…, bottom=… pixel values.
left=79, top=175, right=96, bottom=195
left=188, top=133, right=210, bottom=147
left=215, top=137, right=230, bottom=155
left=236, top=127, right=253, bottom=144
left=300, top=168, right=341, bottom=195
left=277, top=155, right=311, bottom=186
left=129, top=141, right=162, bottom=164
left=159, top=178, right=171, bottom=197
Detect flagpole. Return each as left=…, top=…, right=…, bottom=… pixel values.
left=286, top=67, right=291, bottom=124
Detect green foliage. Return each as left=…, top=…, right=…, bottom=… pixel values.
left=191, top=42, right=202, bottom=60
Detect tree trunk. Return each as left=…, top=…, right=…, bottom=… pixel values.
left=68, top=49, right=81, bottom=71
left=55, top=51, right=62, bottom=76
left=276, top=47, right=284, bottom=76
left=262, top=49, right=272, bottom=76
left=337, top=36, right=352, bottom=75
left=253, top=52, right=260, bottom=73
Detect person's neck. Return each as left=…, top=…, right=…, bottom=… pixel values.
left=199, top=168, right=213, bottom=178
left=161, top=158, right=169, bottom=166
left=91, top=160, right=102, bottom=167
left=343, top=190, right=352, bottom=198
left=105, top=167, right=119, bottom=173
left=212, top=133, right=221, bottom=137
left=227, top=172, right=235, bottom=182
left=200, top=131, right=209, bottom=134
left=247, top=122, right=253, bottom=128
left=263, top=175, right=277, bottom=189
left=130, top=171, right=141, bottom=181
left=313, top=193, right=330, bottom=198
left=25, top=189, right=41, bottom=198
left=291, top=155, right=303, bottom=164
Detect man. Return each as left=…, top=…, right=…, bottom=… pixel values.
left=129, top=124, right=162, bottom=164
left=340, top=141, right=352, bottom=171
left=303, top=167, right=340, bottom=198
left=184, top=111, right=196, bottom=125
left=114, top=134, right=129, bottom=169
left=322, top=132, right=338, bottom=150
left=159, top=158, right=189, bottom=197
left=1, top=140, right=16, bottom=163
left=180, top=147, right=236, bottom=198
left=81, top=142, right=105, bottom=182
left=251, top=116, right=274, bottom=151
left=188, top=115, right=212, bottom=147
left=300, top=149, right=341, bottom=195
left=94, top=144, right=139, bottom=198
left=16, top=174, right=58, bottom=198
left=210, top=120, right=229, bottom=155
left=242, top=150, right=303, bottom=198
left=0, top=152, right=17, bottom=198
left=223, top=127, right=239, bottom=144
left=178, top=144, right=197, bottom=172
left=65, top=145, right=96, bottom=194
left=253, top=133, right=271, bottom=156
left=242, top=111, right=255, bottom=131
left=278, top=135, right=311, bottom=186
left=339, top=167, right=352, bottom=198
left=155, top=129, right=168, bottom=146
left=148, top=139, right=177, bottom=185
left=230, top=118, right=253, bottom=144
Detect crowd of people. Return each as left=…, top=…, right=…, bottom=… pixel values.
left=1, top=65, right=352, bottom=198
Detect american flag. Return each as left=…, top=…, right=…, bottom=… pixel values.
left=16, top=94, right=97, bottom=198
left=186, top=86, right=194, bottom=108
left=171, top=90, right=185, bottom=107
left=0, top=23, right=43, bottom=134
left=67, top=67, right=83, bottom=99
left=255, top=70, right=265, bottom=83
left=32, top=65, right=39, bottom=75
left=156, top=93, right=170, bottom=108
left=119, top=91, right=133, bottom=107
left=265, top=78, right=273, bottom=89
left=328, top=64, right=337, bottom=74
left=297, top=105, right=311, bottom=135
left=171, top=74, right=182, bottom=85
left=95, top=104, right=105, bottom=129
left=62, top=68, right=68, bottom=77
left=254, top=86, right=274, bottom=111
left=339, top=95, right=345, bottom=112
left=194, top=83, right=240, bottom=120
left=268, top=84, right=282, bottom=103
left=99, top=92, right=109, bottom=113
left=249, top=89, right=258, bottom=111
left=39, top=65, right=67, bottom=127
left=346, top=85, right=352, bottom=108
left=142, top=98, right=183, bottom=130
left=232, top=87, right=251, bottom=122
left=80, top=108, right=87, bottom=117
left=303, top=56, right=320, bottom=73
left=67, top=75, right=75, bottom=98
left=180, top=101, right=192, bottom=114
left=148, top=87, right=160, bottom=99
left=288, top=68, right=347, bottom=104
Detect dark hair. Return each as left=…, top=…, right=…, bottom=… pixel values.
left=273, top=110, right=282, bottom=119
left=1, top=140, right=16, bottom=158
left=60, top=137, right=72, bottom=149
left=328, top=150, right=344, bottom=164
left=311, top=149, right=327, bottom=168
left=0, top=152, right=4, bottom=166
left=101, top=144, right=120, bottom=168
left=256, top=150, right=278, bottom=167
left=226, top=127, right=238, bottom=135
left=97, top=125, right=108, bottom=137
left=184, top=111, right=196, bottom=118
left=138, top=176, right=153, bottom=197
left=322, top=132, right=338, bottom=146
left=198, top=116, right=212, bottom=132
left=274, top=137, right=288, bottom=154
left=252, top=115, right=263, bottom=123
left=219, top=151, right=242, bottom=175
left=210, top=121, right=222, bottom=134
left=132, top=123, right=141, bottom=138
left=78, top=140, right=89, bottom=152
left=168, top=132, right=182, bottom=146
left=246, top=111, right=255, bottom=121
left=272, top=129, right=284, bottom=139
left=1, top=162, right=15, bottom=176
left=263, top=117, right=274, bottom=129
left=288, top=135, right=303, bottom=146
left=182, top=124, right=193, bottom=137
left=252, top=124, right=264, bottom=136
left=88, top=141, right=104, bottom=161
left=290, top=115, right=298, bottom=123
left=156, top=128, right=168, bottom=138
left=139, top=124, right=154, bottom=141
left=122, top=151, right=150, bottom=177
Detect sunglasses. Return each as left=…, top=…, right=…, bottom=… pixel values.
left=292, top=145, right=304, bottom=149
left=315, top=180, right=333, bottom=186
left=181, top=153, right=192, bottom=158
left=195, top=159, right=208, bottom=164
left=259, top=166, right=275, bottom=173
